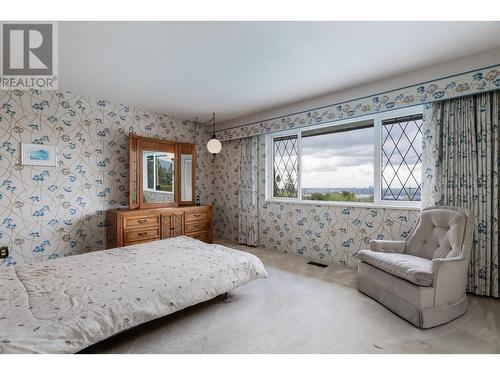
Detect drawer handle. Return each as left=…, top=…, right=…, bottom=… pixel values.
left=137, top=232, right=148, bottom=237
left=193, top=214, right=202, bottom=217
left=137, top=219, right=147, bottom=224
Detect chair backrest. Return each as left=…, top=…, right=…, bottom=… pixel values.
left=405, top=206, right=474, bottom=260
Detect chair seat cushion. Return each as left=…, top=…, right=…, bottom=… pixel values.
left=358, top=250, right=434, bottom=286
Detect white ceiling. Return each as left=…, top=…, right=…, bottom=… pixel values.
left=59, top=21, right=500, bottom=122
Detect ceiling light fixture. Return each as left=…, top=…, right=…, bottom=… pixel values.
left=196, top=112, right=222, bottom=154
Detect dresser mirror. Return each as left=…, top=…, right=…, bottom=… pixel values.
left=128, top=133, right=196, bottom=208
left=178, top=144, right=194, bottom=204
left=142, top=149, right=175, bottom=204
left=128, top=135, right=139, bottom=208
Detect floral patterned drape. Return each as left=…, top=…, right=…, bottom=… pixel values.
left=238, top=137, right=259, bottom=246
left=422, top=103, right=442, bottom=209
left=422, top=91, right=499, bottom=297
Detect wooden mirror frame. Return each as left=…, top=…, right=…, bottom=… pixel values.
left=128, top=133, right=196, bottom=209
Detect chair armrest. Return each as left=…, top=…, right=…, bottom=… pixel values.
left=430, top=256, right=466, bottom=273
left=369, top=240, right=406, bottom=253
left=431, top=257, right=469, bottom=306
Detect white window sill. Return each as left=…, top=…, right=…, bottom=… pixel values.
left=264, top=198, right=421, bottom=210
left=144, top=189, right=174, bottom=195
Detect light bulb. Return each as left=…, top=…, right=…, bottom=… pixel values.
left=207, top=138, right=222, bottom=154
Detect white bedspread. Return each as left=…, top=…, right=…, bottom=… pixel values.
left=0, top=236, right=267, bottom=353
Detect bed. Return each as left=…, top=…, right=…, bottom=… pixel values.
left=0, top=236, right=267, bottom=354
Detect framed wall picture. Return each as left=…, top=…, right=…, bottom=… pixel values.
left=21, top=143, right=57, bottom=166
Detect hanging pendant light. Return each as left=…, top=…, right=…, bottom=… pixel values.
left=206, top=112, right=222, bottom=154
left=207, top=134, right=222, bottom=154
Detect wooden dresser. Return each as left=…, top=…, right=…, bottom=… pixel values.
left=106, top=205, right=213, bottom=249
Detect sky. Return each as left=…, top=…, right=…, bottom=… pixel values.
left=300, top=123, right=421, bottom=189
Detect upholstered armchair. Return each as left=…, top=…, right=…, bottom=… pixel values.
left=357, top=206, right=474, bottom=329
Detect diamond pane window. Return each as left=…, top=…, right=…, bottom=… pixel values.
left=381, top=114, right=423, bottom=202
left=273, top=135, right=299, bottom=198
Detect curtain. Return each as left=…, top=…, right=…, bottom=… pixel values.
left=238, top=136, right=259, bottom=246
left=423, top=91, right=499, bottom=297
left=421, top=103, right=442, bottom=209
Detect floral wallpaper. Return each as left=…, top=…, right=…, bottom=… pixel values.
left=143, top=190, right=175, bottom=203
left=0, top=89, right=208, bottom=267
left=194, top=124, right=216, bottom=205
left=216, top=66, right=500, bottom=142
left=212, top=135, right=419, bottom=267
left=213, top=139, right=241, bottom=242
left=238, top=137, right=259, bottom=246
left=258, top=202, right=419, bottom=267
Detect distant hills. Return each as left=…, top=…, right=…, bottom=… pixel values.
left=302, top=186, right=421, bottom=201
left=302, top=187, right=374, bottom=195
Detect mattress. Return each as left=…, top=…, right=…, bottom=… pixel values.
left=0, top=236, right=267, bottom=353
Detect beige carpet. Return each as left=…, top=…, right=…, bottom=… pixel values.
left=83, top=241, right=500, bottom=354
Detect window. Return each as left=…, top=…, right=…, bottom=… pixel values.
left=273, top=135, right=299, bottom=198
left=143, top=151, right=174, bottom=193
left=266, top=107, right=423, bottom=206
left=301, top=121, right=374, bottom=203
left=381, top=115, right=423, bottom=202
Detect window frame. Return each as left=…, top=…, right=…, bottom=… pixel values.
left=265, top=106, right=424, bottom=208
left=268, top=129, right=302, bottom=201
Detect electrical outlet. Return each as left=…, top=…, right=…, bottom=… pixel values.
left=0, top=246, right=8, bottom=259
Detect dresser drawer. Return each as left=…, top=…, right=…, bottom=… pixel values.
left=123, top=215, right=160, bottom=229
left=123, top=227, right=160, bottom=244
left=185, top=210, right=210, bottom=223
left=186, top=230, right=210, bottom=242
left=185, top=220, right=210, bottom=233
